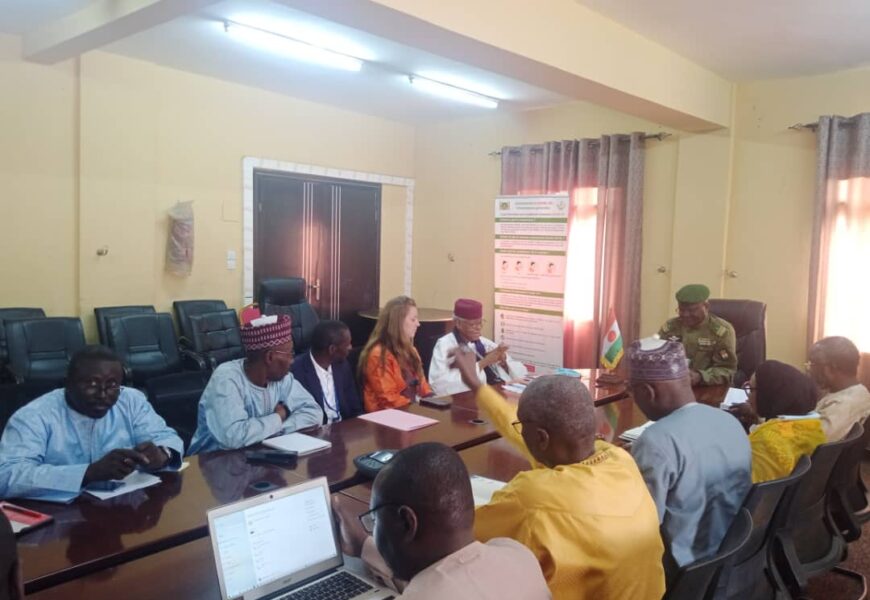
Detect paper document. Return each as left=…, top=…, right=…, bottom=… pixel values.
left=719, top=388, right=749, bottom=409
left=358, top=409, right=439, bottom=432
left=618, top=420, right=655, bottom=443
left=470, top=475, right=507, bottom=506
left=85, top=471, right=162, bottom=500
left=263, top=432, right=332, bottom=455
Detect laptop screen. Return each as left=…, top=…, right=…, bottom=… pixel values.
left=212, top=484, right=340, bottom=599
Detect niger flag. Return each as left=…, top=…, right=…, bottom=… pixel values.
left=600, top=308, right=624, bottom=370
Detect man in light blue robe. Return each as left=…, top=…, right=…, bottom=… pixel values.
left=187, top=314, right=322, bottom=455
left=627, top=337, right=751, bottom=569
left=0, top=346, right=183, bottom=503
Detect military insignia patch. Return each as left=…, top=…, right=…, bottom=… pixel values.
left=718, top=349, right=730, bottom=360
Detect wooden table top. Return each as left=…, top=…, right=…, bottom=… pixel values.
left=18, top=401, right=495, bottom=593
left=27, top=495, right=372, bottom=600
left=19, top=383, right=725, bottom=595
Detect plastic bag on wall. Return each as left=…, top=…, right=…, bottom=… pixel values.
left=166, top=201, right=194, bottom=276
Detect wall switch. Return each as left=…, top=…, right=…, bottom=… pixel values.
left=227, top=250, right=237, bottom=270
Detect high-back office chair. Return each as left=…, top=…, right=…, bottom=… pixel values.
left=107, top=313, right=206, bottom=386
left=716, top=456, right=811, bottom=600
left=828, top=422, right=870, bottom=542
left=145, top=370, right=211, bottom=450
left=173, top=300, right=228, bottom=347
left=186, top=310, right=244, bottom=369
left=771, top=424, right=866, bottom=597
left=5, top=317, right=86, bottom=386
left=0, top=307, right=46, bottom=380
left=708, top=299, right=767, bottom=386
left=94, top=305, right=156, bottom=346
left=258, top=277, right=319, bottom=353
left=663, top=509, right=753, bottom=600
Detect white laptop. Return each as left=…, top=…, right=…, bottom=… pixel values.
left=207, top=477, right=394, bottom=600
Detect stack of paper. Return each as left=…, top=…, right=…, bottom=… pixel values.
left=358, top=409, right=439, bottom=432
left=470, top=475, right=507, bottom=506
left=85, top=471, right=162, bottom=500
left=719, top=388, right=749, bottom=409
left=618, top=420, right=655, bottom=443
left=263, top=432, right=332, bottom=455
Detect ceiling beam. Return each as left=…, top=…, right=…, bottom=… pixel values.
left=274, top=0, right=732, bottom=131
left=24, top=0, right=221, bottom=64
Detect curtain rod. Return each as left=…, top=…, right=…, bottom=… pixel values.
left=788, top=122, right=818, bottom=131
left=488, top=132, right=671, bottom=156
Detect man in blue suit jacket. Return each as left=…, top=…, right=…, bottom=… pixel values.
left=290, top=320, right=363, bottom=424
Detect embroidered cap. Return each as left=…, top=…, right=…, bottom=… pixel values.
left=627, top=337, right=690, bottom=382
left=454, top=298, right=483, bottom=320
left=240, top=314, right=293, bottom=351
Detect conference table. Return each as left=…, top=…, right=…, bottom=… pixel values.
left=26, top=440, right=533, bottom=600
left=20, top=372, right=707, bottom=597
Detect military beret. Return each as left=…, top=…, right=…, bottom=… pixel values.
left=675, top=284, right=710, bottom=304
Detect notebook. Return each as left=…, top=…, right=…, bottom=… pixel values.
left=618, top=420, right=655, bottom=443
left=358, top=409, right=439, bottom=431
left=263, top=432, right=332, bottom=455
left=208, top=477, right=392, bottom=600
left=1, top=502, right=53, bottom=534
left=470, top=475, right=507, bottom=507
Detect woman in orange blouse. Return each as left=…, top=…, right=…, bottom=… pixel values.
left=359, top=296, right=433, bottom=412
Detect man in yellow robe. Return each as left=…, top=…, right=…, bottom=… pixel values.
left=451, top=348, right=665, bottom=600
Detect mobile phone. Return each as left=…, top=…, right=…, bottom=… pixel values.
left=246, top=450, right=298, bottom=465
left=420, top=395, right=452, bottom=409
left=86, top=480, right=125, bottom=492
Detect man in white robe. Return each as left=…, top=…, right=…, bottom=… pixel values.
left=428, top=299, right=526, bottom=396
left=0, top=346, right=183, bottom=503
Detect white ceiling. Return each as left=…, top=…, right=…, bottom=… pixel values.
left=0, top=0, right=569, bottom=122
left=577, top=0, right=870, bottom=81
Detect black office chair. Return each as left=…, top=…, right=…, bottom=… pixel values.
left=145, top=370, right=210, bottom=450
left=94, top=305, right=156, bottom=346
left=715, top=456, right=811, bottom=600
left=5, top=317, right=86, bottom=386
left=258, top=277, right=319, bottom=353
left=0, top=381, right=58, bottom=434
left=186, top=309, right=245, bottom=369
left=770, top=423, right=866, bottom=597
left=173, top=300, right=228, bottom=348
left=0, top=308, right=46, bottom=381
left=663, top=508, right=753, bottom=600
left=829, top=421, right=870, bottom=542
left=107, top=313, right=206, bottom=387
left=708, top=299, right=767, bottom=386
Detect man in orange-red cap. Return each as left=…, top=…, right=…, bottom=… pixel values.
left=429, top=298, right=527, bottom=395
left=187, top=314, right=322, bottom=454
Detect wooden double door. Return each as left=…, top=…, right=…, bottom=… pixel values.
left=253, top=170, right=381, bottom=344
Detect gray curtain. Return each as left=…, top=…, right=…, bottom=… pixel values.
left=500, top=134, right=645, bottom=368
left=808, top=113, right=870, bottom=384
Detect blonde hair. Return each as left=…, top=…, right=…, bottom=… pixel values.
left=359, top=296, right=422, bottom=383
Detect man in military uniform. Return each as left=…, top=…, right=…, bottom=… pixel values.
left=658, top=284, right=737, bottom=386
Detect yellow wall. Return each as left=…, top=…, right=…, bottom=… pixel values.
left=0, top=36, right=78, bottom=317
left=726, top=66, right=870, bottom=365
left=0, top=36, right=415, bottom=341
left=379, top=184, right=407, bottom=301
left=411, top=100, right=679, bottom=339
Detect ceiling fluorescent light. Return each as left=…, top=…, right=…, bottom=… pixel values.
left=408, top=76, right=499, bottom=109
left=224, top=21, right=363, bottom=72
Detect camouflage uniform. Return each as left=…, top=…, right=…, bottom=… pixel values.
left=658, top=314, right=737, bottom=385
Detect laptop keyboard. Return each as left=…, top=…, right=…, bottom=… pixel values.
left=280, top=571, right=374, bottom=600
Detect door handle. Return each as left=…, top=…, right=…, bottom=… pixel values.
left=309, top=279, right=321, bottom=302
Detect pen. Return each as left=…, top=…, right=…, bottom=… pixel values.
left=1, top=503, right=45, bottom=519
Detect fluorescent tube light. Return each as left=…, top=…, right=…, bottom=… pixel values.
left=408, top=75, right=499, bottom=109
left=224, top=21, right=363, bottom=72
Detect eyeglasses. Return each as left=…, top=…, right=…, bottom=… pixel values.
left=270, top=349, right=295, bottom=359
left=741, top=381, right=756, bottom=396
left=358, top=503, right=402, bottom=533
left=804, top=360, right=823, bottom=371
left=511, top=420, right=524, bottom=434
left=80, top=380, right=121, bottom=394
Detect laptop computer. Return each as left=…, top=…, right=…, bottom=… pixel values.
left=207, top=477, right=395, bottom=600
